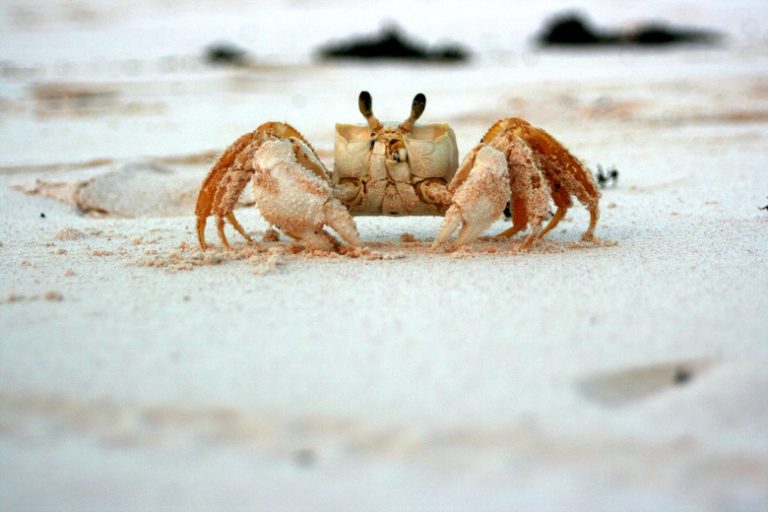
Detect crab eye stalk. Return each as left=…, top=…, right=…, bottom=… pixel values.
left=358, top=90, right=382, bottom=131
left=400, top=93, right=426, bottom=132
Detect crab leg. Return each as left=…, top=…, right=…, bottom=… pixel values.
left=538, top=186, right=571, bottom=239
left=539, top=207, right=565, bottom=237
left=196, top=131, right=259, bottom=248
left=483, top=118, right=600, bottom=242
left=226, top=212, right=254, bottom=244
left=496, top=197, right=529, bottom=239
left=484, top=133, right=551, bottom=250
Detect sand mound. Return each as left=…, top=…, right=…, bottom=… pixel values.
left=75, top=162, right=202, bottom=217
left=16, top=161, right=240, bottom=218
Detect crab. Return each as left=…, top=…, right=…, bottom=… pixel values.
left=195, top=91, right=600, bottom=251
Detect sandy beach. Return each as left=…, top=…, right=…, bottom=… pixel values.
left=2, top=1, right=768, bottom=510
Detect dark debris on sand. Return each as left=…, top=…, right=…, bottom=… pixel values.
left=596, top=165, right=620, bottom=189
left=538, top=13, right=722, bottom=47
left=317, top=25, right=469, bottom=63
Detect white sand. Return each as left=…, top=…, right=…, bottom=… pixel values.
left=2, top=1, right=768, bottom=510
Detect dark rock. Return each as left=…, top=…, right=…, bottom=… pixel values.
left=318, top=25, right=469, bottom=63
left=630, top=24, right=720, bottom=46
left=204, top=42, right=249, bottom=66
left=538, top=13, right=721, bottom=48
left=538, top=14, right=615, bottom=46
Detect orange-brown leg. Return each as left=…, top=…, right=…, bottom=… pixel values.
left=582, top=203, right=599, bottom=241
left=520, top=231, right=538, bottom=250
left=208, top=146, right=258, bottom=249
left=519, top=213, right=547, bottom=250
left=195, top=131, right=260, bottom=250
left=216, top=216, right=231, bottom=249
left=497, top=224, right=526, bottom=238
left=539, top=207, right=566, bottom=238
left=539, top=186, right=571, bottom=239
left=496, top=197, right=528, bottom=238
left=226, top=212, right=254, bottom=244
left=502, top=119, right=601, bottom=242
left=196, top=216, right=208, bottom=249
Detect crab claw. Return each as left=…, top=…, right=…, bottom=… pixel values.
left=431, top=145, right=510, bottom=250
left=252, top=137, right=361, bottom=251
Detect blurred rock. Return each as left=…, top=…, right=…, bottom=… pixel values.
left=631, top=24, right=721, bottom=46
left=318, top=25, right=469, bottom=63
left=538, top=14, right=614, bottom=46
left=538, top=13, right=721, bottom=47
left=204, top=42, right=250, bottom=66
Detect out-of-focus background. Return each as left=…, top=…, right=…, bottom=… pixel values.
left=1, top=1, right=768, bottom=511
left=2, top=0, right=766, bottom=165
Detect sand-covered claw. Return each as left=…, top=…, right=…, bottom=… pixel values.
left=195, top=121, right=361, bottom=251
left=252, top=138, right=361, bottom=251
left=431, top=145, right=511, bottom=250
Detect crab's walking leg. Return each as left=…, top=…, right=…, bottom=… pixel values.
left=583, top=203, right=600, bottom=241
left=226, top=212, right=254, bottom=244
left=196, top=131, right=259, bottom=249
left=496, top=197, right=529, bottom=239
left=481, top=134, right=551, bottom=249
left=215, top=216, right=230, bottom=249
left=483, top=118, right=601, bottom=243
left=195, top=217, right=207, bottom=249
left=209, top=148, right=258, bottom=249
left=538, top=187, right=571, bottom=239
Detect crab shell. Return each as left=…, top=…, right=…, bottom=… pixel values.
left=333, top=122, right=458, bottom=215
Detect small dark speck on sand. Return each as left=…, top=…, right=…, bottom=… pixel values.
left=293, top=448, right=317, bottom=467
left=40, top=212, right=46, bottom=218
left=674, top=366, right=693, bottom=385
left=596, top=165, right=619, bottom=189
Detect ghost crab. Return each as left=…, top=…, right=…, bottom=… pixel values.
left=195, top=91, right=600, bottom=252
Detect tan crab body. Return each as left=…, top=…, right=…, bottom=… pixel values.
left=194, top=92, right=601, bottom=252
left=333, top=122, right=458, bottom=216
